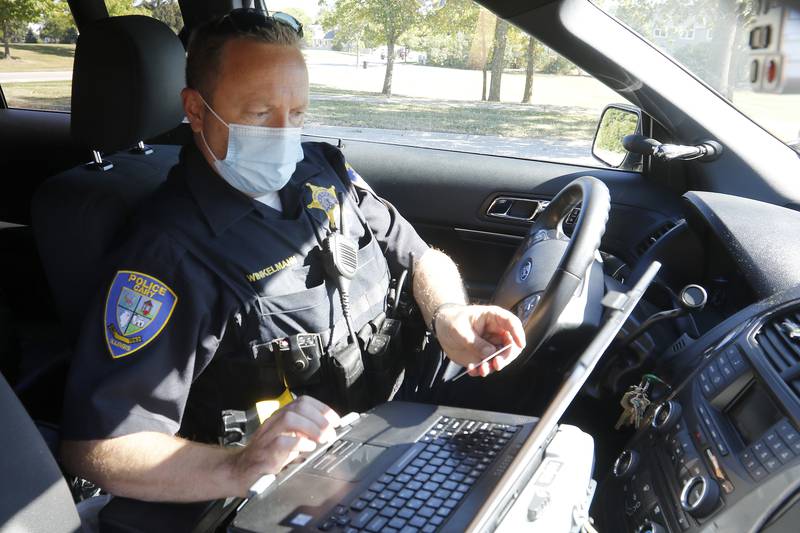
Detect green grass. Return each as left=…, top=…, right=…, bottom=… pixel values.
left=308, top=85, right=597, bottom=140
left=0, top=43, right=75, bottom=72
left=1, top=80, right=597, bottom=140
left=2, top=81, right=71, bottom=111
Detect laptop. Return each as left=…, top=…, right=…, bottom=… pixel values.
left=229, top=261, right=660, bottom=533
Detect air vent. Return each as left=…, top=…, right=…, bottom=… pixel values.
left=669, top=333, right=693, bottom=354
left=634, top=220, right=677, bottom=258
left=755, top=310, right=800, bottom=397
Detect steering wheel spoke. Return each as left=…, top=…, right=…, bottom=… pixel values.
left=515, top=292, right=543, bottom=323
left=491, top=176, right=611, bottom=371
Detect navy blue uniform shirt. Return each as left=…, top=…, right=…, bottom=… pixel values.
left=61, top=141, right=428, bottom=441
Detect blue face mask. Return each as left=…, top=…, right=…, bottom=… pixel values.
left=199, top=97, right=304, bottom=196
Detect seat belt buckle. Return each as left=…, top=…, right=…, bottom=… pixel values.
left=219, top=388, right=296, bottom=447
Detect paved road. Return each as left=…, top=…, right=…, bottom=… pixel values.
left=0, top=70, right=72, bottom=83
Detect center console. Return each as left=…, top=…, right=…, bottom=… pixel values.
left=596, top=300, right=800, bottom=532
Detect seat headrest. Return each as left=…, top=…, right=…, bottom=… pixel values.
left=71, top=15, right=186, bottom=153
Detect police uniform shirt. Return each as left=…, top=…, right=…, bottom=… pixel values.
left=61, top=141, right=429, bottom=441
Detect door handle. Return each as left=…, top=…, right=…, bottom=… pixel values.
left=486, top=196, right=549, bottom=222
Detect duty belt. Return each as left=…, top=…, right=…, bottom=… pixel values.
left=250, top=313, right=404, bottom=412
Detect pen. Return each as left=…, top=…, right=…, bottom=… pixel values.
left=451, top=344, right=513, bottom=382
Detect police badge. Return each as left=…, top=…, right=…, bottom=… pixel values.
left=104, top=270, right=177, bottom=359
left=305, top=183, right=340, bottom=230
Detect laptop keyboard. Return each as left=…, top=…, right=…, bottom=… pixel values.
left=317, top=416, right=520, bottom=533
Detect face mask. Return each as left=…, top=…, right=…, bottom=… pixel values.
left=199, top=96, right=304, bottom=196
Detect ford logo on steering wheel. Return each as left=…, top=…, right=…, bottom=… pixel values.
left=519, top=258, right=533, bottom=282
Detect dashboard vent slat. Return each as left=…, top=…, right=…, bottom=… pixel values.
left=775, top=319, right=800, bottom=360
left=760, top=327, right=796, bottom=373
left=633, top=220, right=677, bottom=258
left=756, top=311, right=800, bottom=398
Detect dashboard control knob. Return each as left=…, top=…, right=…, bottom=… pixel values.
left=651, top=400, right=682, bottom=433
left=613, top=449, right=640, bottom=479
left=636, top=519, right=666, bottom=533
left=679, top=284, right=707, bottom=310
left=680, top=475, right=720, bottom=518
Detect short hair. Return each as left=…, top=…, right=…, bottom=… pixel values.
left=186, top=11, right=303, bottom=100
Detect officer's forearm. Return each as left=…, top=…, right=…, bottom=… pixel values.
left=412, top=248, right=468, bottom=328
left=60, top=433, right=243, bottom=502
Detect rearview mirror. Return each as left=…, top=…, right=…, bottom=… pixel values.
left=592, top=104, right=641, bottom=169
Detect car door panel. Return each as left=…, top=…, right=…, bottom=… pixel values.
left=330, top=138, right=685, bottom=297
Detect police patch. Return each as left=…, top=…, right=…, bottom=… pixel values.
left=104, top=271, right=177, bottom=359
left=345, top=162, right=374, bottom=193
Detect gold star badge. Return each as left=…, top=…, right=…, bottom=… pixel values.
left=306, top=183, right=340, bottom=230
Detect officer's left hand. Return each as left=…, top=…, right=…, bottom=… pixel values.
left=434, top=304, right=526, bottom=377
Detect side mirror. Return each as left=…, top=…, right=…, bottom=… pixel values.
left=592, top=104, right=642, bottom=169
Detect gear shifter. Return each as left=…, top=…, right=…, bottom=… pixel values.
left=617, top=284, right=707, bottom=351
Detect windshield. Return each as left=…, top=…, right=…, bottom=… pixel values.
left=593, top=0, right=800, bottom=147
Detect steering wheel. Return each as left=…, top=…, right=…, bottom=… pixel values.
left=491, top=176, right=610, bottom=370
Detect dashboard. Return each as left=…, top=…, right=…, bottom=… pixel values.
left=594, top=191, right=800, bottom=533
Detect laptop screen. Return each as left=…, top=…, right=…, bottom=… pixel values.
left=468, top=261, right=662, bottom=532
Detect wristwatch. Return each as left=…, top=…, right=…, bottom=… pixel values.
left=430, top=303, right=462, bottom=338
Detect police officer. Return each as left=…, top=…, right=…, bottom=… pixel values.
left=60, top=9, right=525, bottom=502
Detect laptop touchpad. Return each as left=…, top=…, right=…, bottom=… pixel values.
left=308, top=442, right=386, bottom=482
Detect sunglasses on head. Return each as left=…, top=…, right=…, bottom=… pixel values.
left=216, top=8, right=303, bottom=38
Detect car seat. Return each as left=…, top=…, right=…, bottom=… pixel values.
left=0, top=371, right=81, bottom=532
left=32, top=15, right=186, bottom=337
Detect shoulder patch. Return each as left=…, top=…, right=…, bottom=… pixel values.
left=104, top=271, right=178, bottom=359
left=345, top=162, right=375, bottom=193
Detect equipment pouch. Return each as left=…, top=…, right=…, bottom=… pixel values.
left=364, top=317, right=404, bottom=403
left=272, top=333, right=323, bottom=388
left=329, top=341, right=369, bottom=412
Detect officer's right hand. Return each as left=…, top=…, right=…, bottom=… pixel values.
left=230, top=395, right=340, bottom=494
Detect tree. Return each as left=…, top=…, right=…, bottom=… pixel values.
left=141, top=0, right=183, bottom=34
left=487, top=17, right=508, bottom=101
left=0, top=0, right=51, bottom=59
left=321, top=0, right=424, bottom=97
left=409, top=0, right=479, bottom=68
left=280, top=7, right=312, bottom=28
left=467, top=7, right=495, bottom=100
left=277, top=7, right=312, bottom=46
left=606, top=0, right=754, bottom=99
left=39, top=0, right=75, bottom=43
left=522, top=36, right=535, bottom=103
left=105, top=0, right=147, bottom=17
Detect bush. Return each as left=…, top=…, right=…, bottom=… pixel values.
left=413, top=32, right=472, bottom=69
left=24, top=29, right=38, bottom=44
left=536, top=54, right=576, bottom=75
left=40, top=16, right=79, bottom=44
left=63, top=27, right=78, bottom=44
left=595, top=108, right=638, bottom=153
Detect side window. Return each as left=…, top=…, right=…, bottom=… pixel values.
left=291, top=0, right=629, bottom=167
left=0, top=0, right=183, bottom=113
